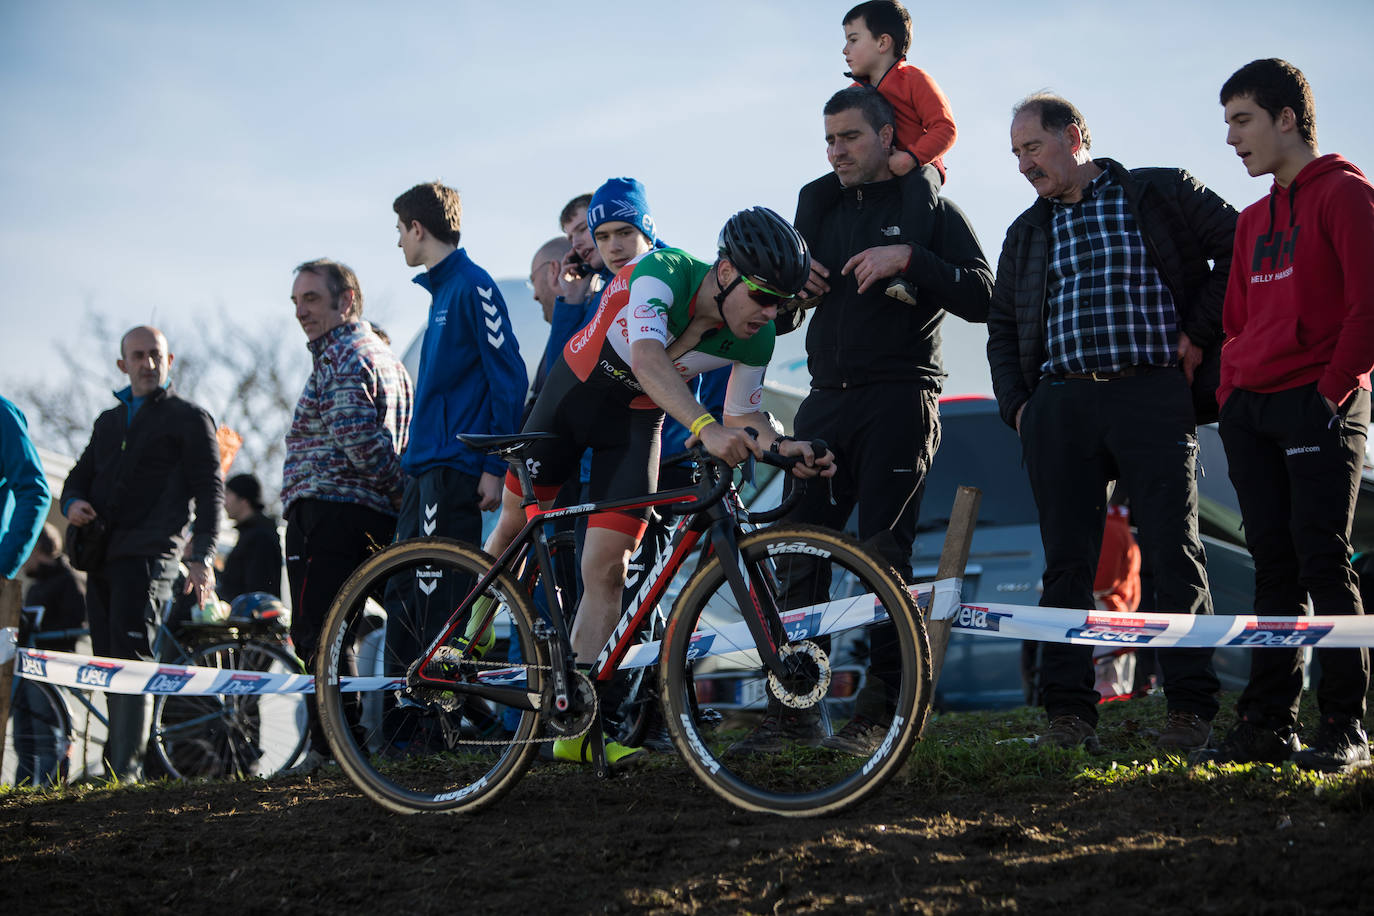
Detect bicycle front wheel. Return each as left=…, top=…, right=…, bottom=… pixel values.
left=316, top=537, right=548, bottom=814
left=151, top=638, right=309, bottom=779
left=659, top=524, right=930, bottom=816
left=3, top=679, right=71, bottom=788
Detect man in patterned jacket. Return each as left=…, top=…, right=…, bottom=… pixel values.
left=283, top=257, right=413, bottom=771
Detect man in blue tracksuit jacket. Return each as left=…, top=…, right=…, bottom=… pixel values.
left=393, top=181, right=527, bottom=546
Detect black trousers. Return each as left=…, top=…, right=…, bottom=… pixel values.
left=786, top=384, right=941, bottom=722
left=1021, top=370, right=1219, bottom=726
left=86, top=554, right=178, bottom=778
left=1219, top=384, right=1370, bottom=726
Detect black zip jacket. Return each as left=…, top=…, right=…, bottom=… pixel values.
left=987, top=158, right=1237, bottom=428
left=218, top=511, right=282, bottom=601
left=61, top=386, right=222, bottom=564
left=788, top=172, right=992, bottom=389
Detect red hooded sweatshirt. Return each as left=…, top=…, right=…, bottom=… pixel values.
left=1218, top=153, right=1374, bottom=407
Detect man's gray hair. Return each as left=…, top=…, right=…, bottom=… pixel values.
left=1013, top=93, right=1092, bottom=150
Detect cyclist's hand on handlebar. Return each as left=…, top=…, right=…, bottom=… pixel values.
left=775, top=439, right=837, bottom=479
left=690, top=422, right=763, bottom=467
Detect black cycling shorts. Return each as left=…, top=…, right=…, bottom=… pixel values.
left=506, top=358, right=663, bottom=538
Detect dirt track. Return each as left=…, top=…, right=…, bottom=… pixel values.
left=7, top=740, right=1370, bottom=915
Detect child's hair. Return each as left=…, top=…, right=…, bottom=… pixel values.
left=393, top=182, right=462, bottom=247
left=1220, top=59, right=1317, bottom=148
left=843, top=1, right=912, bottom=58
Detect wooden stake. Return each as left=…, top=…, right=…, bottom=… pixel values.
left=920, top=485, right=981, bottom=735
left=0, top=577, right=22, bottom=777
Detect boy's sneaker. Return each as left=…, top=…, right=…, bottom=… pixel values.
left=821, top=715, right=887, bottom=757
left=1034, top=714, right=1102, bottom=753
left=1155, top=711, right=1213, bottom=752
left=885, top=278, right=918, bottom=306
left=1191, top=720, right=1299, bottom=766
left=1292, top=717, right=1371, bottom=774
left=726, top=705, right=826, bottom=756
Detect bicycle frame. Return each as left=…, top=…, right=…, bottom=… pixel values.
left=408, top=452, right=794, bottom=715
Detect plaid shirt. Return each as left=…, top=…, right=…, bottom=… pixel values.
left=1042, top=170, right=1178, bottom=375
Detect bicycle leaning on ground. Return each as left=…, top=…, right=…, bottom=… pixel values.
left=3, top=597, right=309, bottom=786
left=315, top=432, right=932, bottom=817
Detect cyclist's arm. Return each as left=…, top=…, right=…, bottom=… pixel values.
left=629, top=339, right=762, bottom=467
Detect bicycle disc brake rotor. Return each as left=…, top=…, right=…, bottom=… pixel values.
left=544, top=670, right=597, bottom=737
left=767, top=640, right=831, bottom=710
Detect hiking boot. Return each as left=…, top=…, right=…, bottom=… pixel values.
left=1292, top=717, right=1372, bottom=774
left=885, top=278, right=918, bottom=306
left=821, top=715, right=887, bottom=757
left=1191, top=720, right=1299, bottom=766
left=726, top=705, right=827, bottom=756
left=552, top=734, right=646, bottom=770
left=1034, top=714, right=1102, bottom=752
left=1156, top=711, right=1213, bottom=752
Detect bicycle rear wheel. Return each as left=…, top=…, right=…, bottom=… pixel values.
left=3, top=680, right=71, bottom=788
left=151, top=638, right=309, bottom=779
left=316, top=537, right=548, bottom=814
left=659, top=524, right=930, bottom=816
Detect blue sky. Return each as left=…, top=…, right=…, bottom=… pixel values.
left=3, top=0, right=1371, bottom=415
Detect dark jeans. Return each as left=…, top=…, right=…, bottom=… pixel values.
left=1220, top=384, right=1370, bottom=726
left=285, top=498, right=397, bottom=748
left=1021, top=370, right=1219, bottom=726
left=786, top=384, right=941, bottom=722
left=86, top=554, right=178, bottom=778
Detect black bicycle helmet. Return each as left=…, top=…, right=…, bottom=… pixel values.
left=716, top=206, right=812, bottom=297
left=227, top=592, right=288, bottom=628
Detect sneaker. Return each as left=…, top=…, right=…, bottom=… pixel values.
left=885, top=278, right=918, bottom=306
left=282, top=748, right=330, bottom=777
left=1292, top=717, right=1372, bottom=774
left=1192, top=720, right=1299, bottom=766
left=551, top=735, right=646, bottom=769
left=1155, top=711, right=1213, bottom=752
left=726, top=705, right=826, bottom=756
left=821, top=715, right=887, bottom=757
left=1034, top=714, right=1102, bottom=752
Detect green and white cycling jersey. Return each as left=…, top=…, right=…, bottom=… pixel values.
left=562, top=247, right=775, bottom=414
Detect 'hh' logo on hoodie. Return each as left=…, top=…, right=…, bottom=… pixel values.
left=1251, top=226, right=1300, bottom=276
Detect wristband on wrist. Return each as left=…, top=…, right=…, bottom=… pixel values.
left=689, top=412, right=716, bottom=437
left=768, top=435, right=795, bottom=454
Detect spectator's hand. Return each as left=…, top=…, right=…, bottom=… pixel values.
left=478, top=472, right=504, bottom=512
left=1323, top=395, right=1340, bottom=418
left=558, top=250, right=597, bottom=305
left=776, top=439, right=837, bottom=480
left=184, top=563, right=216, bottom=607
left=66, top=499, right=97, bottom=526
left=1015, top=403, right=1026, bottom=436
left=888, top=149, right=918, bottom=176
left=841, top=245, right=912, bottom=294
left=691, top=423, right=763, bottom=468
left=799, top=258, right=831, bottom=302
left=1176, top=331, right=1203, bottom=384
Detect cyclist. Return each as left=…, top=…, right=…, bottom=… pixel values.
left=483, top=206, right=835, bottom=765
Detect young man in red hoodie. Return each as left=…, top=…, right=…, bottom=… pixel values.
left=1209, top=59, right=1374, bottom=772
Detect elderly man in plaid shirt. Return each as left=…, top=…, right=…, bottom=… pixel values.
left=987, top=93, right=1238, bottom=753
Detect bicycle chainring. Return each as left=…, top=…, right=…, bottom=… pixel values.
left=543, top=669, right=598, bottom=737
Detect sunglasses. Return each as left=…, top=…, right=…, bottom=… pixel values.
left=739, top=274, right=793, bottom=308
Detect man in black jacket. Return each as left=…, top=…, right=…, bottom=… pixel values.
left=61, top=325, right=222, bottom=780
left=987, top=94, right=1236, bottom=752
left=736, top=86, right=991, bottom=756
left=219, top=473, right=281, bottom=601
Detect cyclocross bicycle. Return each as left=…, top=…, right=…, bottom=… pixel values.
left=315, top=432, right=931, bottom=817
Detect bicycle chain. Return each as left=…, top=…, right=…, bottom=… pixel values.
left=408, top=656, right=598, bottom=748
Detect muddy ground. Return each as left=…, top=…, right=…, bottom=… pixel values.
left=6, top=710, right=1371, bottom=916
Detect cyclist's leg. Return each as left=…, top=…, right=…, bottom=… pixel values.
left=570, top=524, right=640, bottom=661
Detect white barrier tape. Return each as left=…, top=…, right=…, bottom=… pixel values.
left=13, top=648, right=395, bottom=696
left=18, top=576, right=1374, bottom=696
left=0, top=626, right=15, bottom=666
